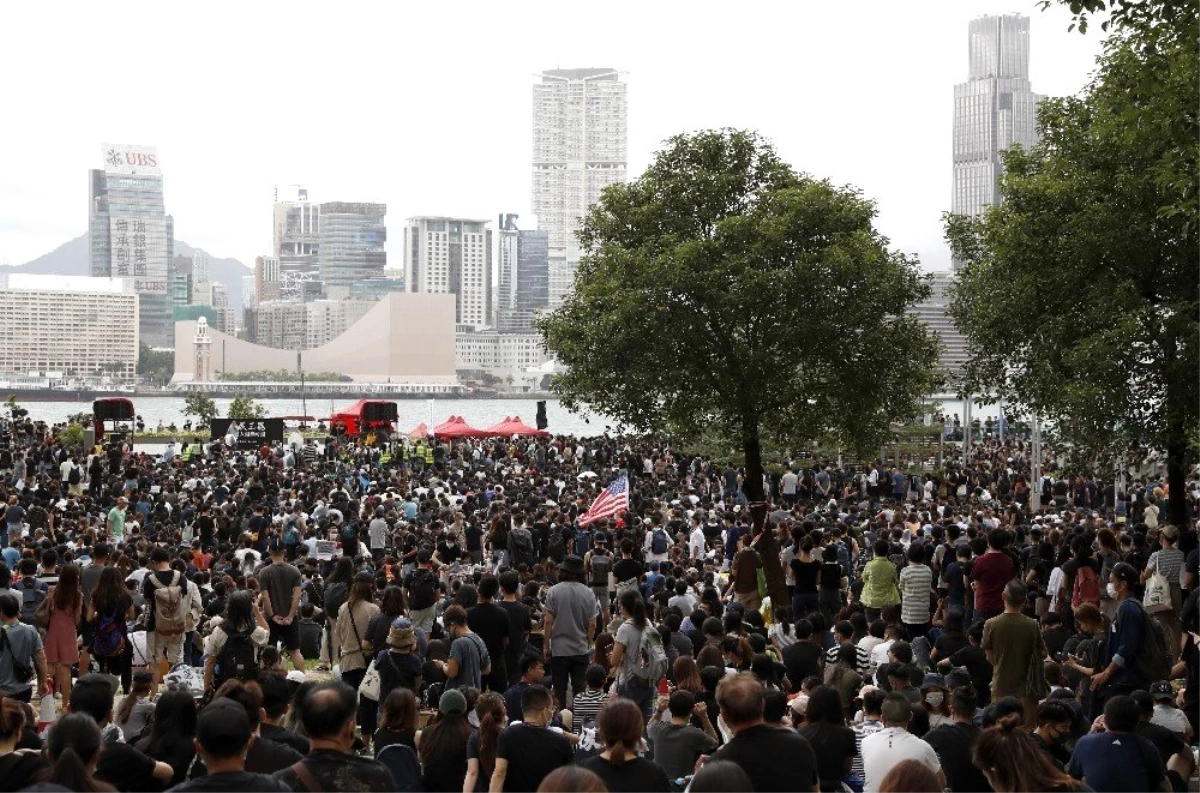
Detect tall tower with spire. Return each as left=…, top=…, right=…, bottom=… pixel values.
left=193, top=316, right=212, bottom=382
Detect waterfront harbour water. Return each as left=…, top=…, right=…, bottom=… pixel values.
left=19, top=396, right=989, bottom=439
left=20, top=397, right=614, bottom=436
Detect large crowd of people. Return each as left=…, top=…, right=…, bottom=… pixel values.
left=0, top=411, right=1193, bottom=793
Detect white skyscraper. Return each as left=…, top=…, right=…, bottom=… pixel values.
left=532, top=68, right=627, bottom=307
left=403, top=217, right=493, bottom=331
left=952, top=15, right=1041, bottom=234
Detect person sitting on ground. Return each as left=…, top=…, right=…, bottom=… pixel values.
left=578, top=699, right=671, bottom=792
left=165, top=698, right=291, bottom=792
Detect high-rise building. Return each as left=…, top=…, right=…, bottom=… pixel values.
left=273, top=193, right=320, bottom=279
left=0, top=274, right=138, bottom=380
left=532, top=68, right=627, bottom=308
left=910, top=272, right=969, bottom=380
left=88, top=144, right=173, bottom=346
left=190, top=250, right=211, bottom=306
left=255, top=255, right=282, bottom=304
left=318, top=202, right=387, bottom=299
left=952, top=15, right=1041, bottom=235
left=403, top=217, right=493, bottom=330
left=496, top=214, right=550, bottom=333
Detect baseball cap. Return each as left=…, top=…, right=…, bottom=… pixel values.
left=197, top=698, right=253, bottom=758
left=1149, top=681, right=1173, bottom=702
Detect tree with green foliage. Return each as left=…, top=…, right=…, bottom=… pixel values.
left=540, top=129, right=940, bottom=605
left=137, top=343, right=174, bottom=385
left=946, top=0, right=1198, bottom=525
left=227, top=396, right=267, bottom=420
left=183, top=393, right=218, bottom=427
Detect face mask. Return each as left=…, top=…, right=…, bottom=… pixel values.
left=925, top=692, right=944, bottom=708
left=1107, top=582, right=1118, bottom=599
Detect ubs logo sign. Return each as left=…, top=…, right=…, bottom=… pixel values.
left=105, top=149, right=124, bottom=168
left=102, top=144, right=161, bottom=175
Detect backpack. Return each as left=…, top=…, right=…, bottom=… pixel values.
left=1071, top=565, right=1101, bottom=609
left=590, top=552, right=613, bottom=587
left=68, top=465, right=81, bottom=486
left=341, top=523, right=356, bottom=542
left=92, top=611, right=126, bottom=658
left=408, top=569, right=437, bottom=611
left=1132, top=602, right=1173, bottom=683
left=16, top=578, right=46, bottom=625
left=651, top=528, right=668, bottom=555
left=148, top=571, right=187, bottom=636
left=284, top=521, right=299, bottom=546
left=509, top=528, right=533, bottom=567
left=629, top=624, right=669, bottom=684
left=215, top=626, right=258, bottom=687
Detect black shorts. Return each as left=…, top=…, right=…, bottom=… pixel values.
left=81, top=614, right=94, bottom=646
left=269, top=620, right=300, bottom=652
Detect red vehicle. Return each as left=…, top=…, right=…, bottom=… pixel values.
left=93, top=397, right=135, bottom=441
left=329, top=400, right=397, bottom=437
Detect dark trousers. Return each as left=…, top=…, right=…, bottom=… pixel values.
left=550, top=654, right=588, bottom=710
left=792, top=592, right=819, bottom=620
left=97, top=643, right=133, bottom=695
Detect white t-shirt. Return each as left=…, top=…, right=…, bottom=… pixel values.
left=689, top=527, right=706, bottom=560
left=861, top=726, right=941, bottom=793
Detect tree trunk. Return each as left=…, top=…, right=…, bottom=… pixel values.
left=1167, top=434, right=1188, bottom=527
left=742, top=416, right=789, bottom=610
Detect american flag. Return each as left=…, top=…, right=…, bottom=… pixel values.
left=578, top=475, right=629, bottom=527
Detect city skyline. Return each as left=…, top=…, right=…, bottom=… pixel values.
left=0, top=1, right=1101, bottom=274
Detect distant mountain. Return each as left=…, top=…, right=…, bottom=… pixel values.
left=5, top=232, right=249, bottom=309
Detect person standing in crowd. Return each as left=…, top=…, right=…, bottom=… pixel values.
left=257, top=539, right=306, bottom=673
left=437, top=604, right=490, bottom=691
left=43, top=562, right=82, bottom=700
left=982, top=580, right=1047, bottom=724
left=1091, top=563, right=1151, bottom=708
left=0, top=593, right=51, bottom=703
left=142, top=546, right=191, bottom=690
left=969, top=529, right=1016, bottom=624
left=543, top=556, right=597, bottom=709
left=334, top=573, right=379, bottom=695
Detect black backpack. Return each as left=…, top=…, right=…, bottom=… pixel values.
left=16, top=578, right=46, bottom=624
left=215, top=627, right=258, bottom=687
left=547, top=530, right=566, bottom=563
left=651, top=528, right=668, bottom=555
left=68, top=465, right=81, bottom=486
left=509, top=528, right=533, bottom=567
left=408, top=569, right=437, bottom=611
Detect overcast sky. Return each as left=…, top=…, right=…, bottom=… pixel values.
left=0, top=0, right=1102, bottom=273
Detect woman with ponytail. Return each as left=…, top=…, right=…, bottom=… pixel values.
left=579, top=699, right=669, bottom=792
left=33, top=712, right=114, bottom=792
left=610, top=590, right=656, bottom=719
left=0, top=695, right=46, bottom=791
left=973, top=712, right=1086, bottom=792
left=463, top=691, right=505, bottom=793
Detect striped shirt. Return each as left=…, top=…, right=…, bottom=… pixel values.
left=899, top=564, right=934, bottom=625
left=1147, top=548, right=1185, bottom=586
left=571, top=689, right=606, bottom=733
left=826, top=642, right=872, bottom=677
left=851, top=719, right=885, bottom=778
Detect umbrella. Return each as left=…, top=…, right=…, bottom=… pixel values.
left=577, top=471, right=599, bottom=480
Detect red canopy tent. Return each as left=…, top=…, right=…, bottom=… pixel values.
left=433, top=415, right=487, bottom=439
left=479, top=416, right=514, bottom=435
left=483, top=415, right=550, bottom=438
left=407, top=423, right=431, bottom=439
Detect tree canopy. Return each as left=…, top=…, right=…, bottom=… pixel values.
left=947, top=0, right=1198, bottom=523
left=540, top=129, right=940, bottom=603
left=227, top=396, right=267, bottom=421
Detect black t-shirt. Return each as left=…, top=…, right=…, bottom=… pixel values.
left=612, top=558, right=643, bottom=585
left=467, top=602, right=511, bottom=678
left=96, top=740, right=159, bottom=793
left=782, top=641, right=823, bottom=687
left=196, top=515, right=215, bottom=543
left=168, top=771, right=291, bottom=792
left=924, top=722, right=992, bottom=793
left=271, top=749, right=395, bottom=793
left=791, top=559, right=821, bottom=594
left=1136, top=720, right=1186, bottom=768
left=494, top=723, right=573, bottom=793
left=578, top=755, right=671, bottom=793
left=820, top=561, right=843, bottom=590
left=949, top=645, right=993, bottom=698
left=933, top=633, right=969, bottom=662
left=258, top=562, right=301, bottom=620
left=498, top=599, right=530, bottom=677
left=798, top=722, right=856, bottom=791
left=710, top=724, right=818, bottom=793
left=0, top=748, right=48, bottom=792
